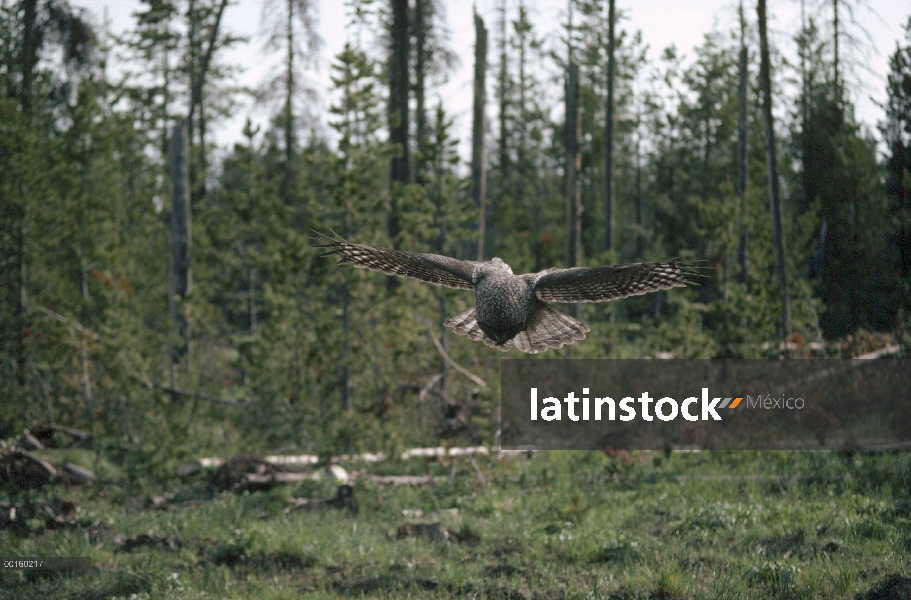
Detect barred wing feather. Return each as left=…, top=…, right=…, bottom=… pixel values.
left=316, top=234, right=477, bottom=291
left=532, top=261, right=697, bottom=304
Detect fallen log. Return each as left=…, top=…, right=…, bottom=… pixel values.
left=62, top=463, right=97, bottom=483
left=368, top=475, right=446, bottom=485
left=18, top=430, right=44, bottom=451
left=854, top=344, right=901, bottom=360
left=28, top=423, right=93, bottom=449
left=245, top=472, right=314, bottom=485
left=0, top=449, right=57, bottom=490
left=181, top=446, right=492, bottom=476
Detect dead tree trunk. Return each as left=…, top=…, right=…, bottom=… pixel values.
left=471, top=12, right=488, bottom=261
left=169, top=119, right=192, bottom=376
left=492, top=0, right=509, bottom=255
left=342, top=273, right=351, bottom=412
left=737, top=3, right=749, bottom=284
left=832, top=0, right=840, bottom=87
left=20, top=0, right=38, bottom=117
left=757, top=0, right=792, bottom=339
left=565, top=63, right=582, bottom=272
left=603, top=0, right=616, bottom=253
left=7, top=184, right=26, bottom=390
left=187, top=0, right=229, bottom=206
left=283, top=0, right=297, bottom=204
left=388, top=0, right=410, bottom=248
left=414, top=0, right=427, bottom=183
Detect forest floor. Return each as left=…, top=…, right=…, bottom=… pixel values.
left=1, top=449, right=910, bottom=599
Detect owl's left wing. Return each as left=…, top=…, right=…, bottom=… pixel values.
left=315, top=233, right=478, bottom=290
left=531, top=261, right=700, bottom=303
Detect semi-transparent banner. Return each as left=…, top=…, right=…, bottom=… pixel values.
left=500, top=359, right=911, bottom=450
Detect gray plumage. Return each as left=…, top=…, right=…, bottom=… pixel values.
left=316, top=232, right=700, bottom=354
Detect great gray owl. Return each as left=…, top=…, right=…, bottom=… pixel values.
left=316, top=233, right=699, bottom=354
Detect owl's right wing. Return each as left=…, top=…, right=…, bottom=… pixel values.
left=530, top=261, right=699, bottom=303
left=315, top=233, right=477, bottom=290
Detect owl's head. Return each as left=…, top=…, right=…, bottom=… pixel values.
left=490, top=257, right=514, bottom=275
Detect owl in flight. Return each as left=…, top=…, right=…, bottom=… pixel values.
left=316, top=232, right=699, bottom=354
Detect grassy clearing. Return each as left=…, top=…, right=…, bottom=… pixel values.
left=1, top=450, right=910, bottom=599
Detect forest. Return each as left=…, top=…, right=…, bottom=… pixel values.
left=2, top=0, right=911, bottom=597
left=1, top=0, right=910, bottom=458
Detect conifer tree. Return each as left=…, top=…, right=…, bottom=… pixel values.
left=884, top=19, right=911, bottom=291
left=258, top=0, right=321, bottom=205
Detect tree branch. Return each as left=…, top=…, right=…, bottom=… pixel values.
left=427, top=328, right=487, bottom=389
left=34, top=305, right=99, bottom=339
left=189, top=0, right=229, bottom=119
left=161, top=385, right=242, bottom=407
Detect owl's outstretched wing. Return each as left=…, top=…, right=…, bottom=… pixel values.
left=314, top=232, right=477, bottom=290
left=531, top=261, right=700, bottom=303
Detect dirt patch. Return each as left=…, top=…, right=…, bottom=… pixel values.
left=855, top=574, right=911, bottom=600
left=286, top=484, right=355, bottom=512
left=397, top=522, right=450, bottom=541
left=1, top=496, right=80, bottom=533
left=115, top=533, right=182, bottom=552
left=205, top=543, right=317, bottom=571
left=484, top=564, right=527, bottom=578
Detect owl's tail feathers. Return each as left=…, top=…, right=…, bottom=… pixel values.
left=443, top=303, right=589, bottom=354
left=512, top=302, right=589, bottom=354
left=444, top=307, right=512, bottom=352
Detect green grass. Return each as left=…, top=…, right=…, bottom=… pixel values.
left=2, top=450, right=910, bottom=599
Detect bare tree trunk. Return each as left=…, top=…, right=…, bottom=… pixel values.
left=187, top=0, right=229, bottom=203
left=496, top=0, right=508, bottom=174
left=471, top=11, right=488, bottom=262
left=81, top=340, right=93, bottom=431
left=757, top=0, right=792, bottom=340
left=162, top=39, right=172, bottom=158
left=414, top=0, right=427, bottom=183
left=20, top=0, right=38, bottom=117
left=434, top=135, right=448, bottom=391
left=283, top=0, right=296, bottom=204
left=634, top=111, right=643, bottom=258
left=603, top=0, right=616, bottom=253
left=832, top=0, right=840, bottom=86
left=342, top=273, right=351, bottom=412
left=339, top=199, right=355, bottom=411
left=517, top=3, right=527, bottom=224
left=388, top=0, right=410, bottom=253
left=79, top=253, right=94, bottom=431
left=12, top=0, right=38, bottom=391
left=187, top=0, right=198, bottom=142
left=737, top=3, right=749, bottom=284
left=249, top=267, right=257, bottom=335
left=492, top=0, right=508, bottom=255
left=169, top=119, right=192, bottom=374
left=565, top=63, right=582, bottom=272
left=9, top=185, right=26, bottom=390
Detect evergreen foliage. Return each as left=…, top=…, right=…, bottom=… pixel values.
left=0, top=0, right=906, bottom=459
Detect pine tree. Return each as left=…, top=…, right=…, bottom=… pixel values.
left=411, top=0, right=455, bottom=183
left=258, top=0, right=321, bottom=206
left=883, top=18, right=911, bottom=293
left=387, top=0, right=410, bottom=255
left=324, top=43, right=391, bottom=412
left=471, top=10, right=488, bottom=261
left=757, top=0, right=791, bottom=339
left=795, top=17, right=897, bottom=336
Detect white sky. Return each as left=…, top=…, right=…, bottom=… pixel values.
left=73, top=0, right=908, bottom=163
